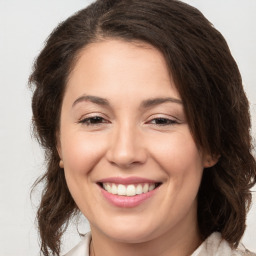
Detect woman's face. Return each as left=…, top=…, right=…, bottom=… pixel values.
left=58, top=39, right=213, bottom=243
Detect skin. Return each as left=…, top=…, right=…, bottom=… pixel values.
left=58, top=39, right=216, bottom=256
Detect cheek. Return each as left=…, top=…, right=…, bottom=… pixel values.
left=149, top=130, right=203, bottom=177
left=151, top=132, right=204, bottom=216
left=61, top=131, right=107, bottom=177
left=60, top=132, right=108, bottom=214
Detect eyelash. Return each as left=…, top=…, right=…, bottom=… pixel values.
left=147, top=117, right=178, bottom=126
left=78, top=116, right=108, bottom=126
left=78, top=116, right=178, bottom=127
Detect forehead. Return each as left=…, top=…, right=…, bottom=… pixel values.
left=65, top=39, right=180, bottom=103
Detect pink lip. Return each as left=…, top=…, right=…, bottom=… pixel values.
left=97, top=176, right=161, bottom=208
left=98, top=176, right=159, bottom=185
left=100, top=187, right=159, bottom=208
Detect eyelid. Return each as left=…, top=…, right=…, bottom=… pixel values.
left=145, top=114, right=181, bottom=123
left=147, top=118, right=178, bottom=126
left=77, top=112, right=110, bottom=125
left=78, top=112, right=108, bottom=120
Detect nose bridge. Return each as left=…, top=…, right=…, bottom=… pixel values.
left=106, top=121, right=146, bottom=168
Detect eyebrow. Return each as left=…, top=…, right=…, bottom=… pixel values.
left=72, top=94, right=182, bottom=108
left=72, top=95, right=109, bottom=107
left=140, top=97, right=182, bottom=108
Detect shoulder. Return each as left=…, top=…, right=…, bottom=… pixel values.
left=192, top=232, right=256, bottom=256
left=236, top=243, right=256, bottom=256
left=63, top=232, right=91, bottom=256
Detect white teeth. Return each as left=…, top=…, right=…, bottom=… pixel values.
left=149, top=184, right=155, bottom=191
left=126, top=185, right=136, bottom=196
left=117, top=184, right=126, bottom=196
left=143, top=183, right=149, bottom=193
left=136, top=184, right=143, bottom=195
left=106, top=183, right=112, bottom=193
left=102, top=183, right=157, bottom=196
left=111, top=184, right=117, bottom=194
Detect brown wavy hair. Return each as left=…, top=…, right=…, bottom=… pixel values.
left=30, top=0, right=256, bottom=255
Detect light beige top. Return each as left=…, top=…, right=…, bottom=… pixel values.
left=64, top=232, right=256, bottom=256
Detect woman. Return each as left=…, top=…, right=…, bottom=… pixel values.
left=30, top=0, right=256, bottom=255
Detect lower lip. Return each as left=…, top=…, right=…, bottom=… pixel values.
left=100, top=186, right=159, bottom=208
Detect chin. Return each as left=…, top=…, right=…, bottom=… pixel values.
left=97, top=216, right=159, bottom=244
left=106, top=229, right=154, bottom=244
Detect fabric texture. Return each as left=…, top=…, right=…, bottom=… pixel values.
left=64, top=233, right=91, bottom=256
left=191, top=233, right=256, bottom=256
left=64, top=232, right=256, bottom=256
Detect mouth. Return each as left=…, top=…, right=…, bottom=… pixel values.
left=97, top=177, right=162, bottom=207
left=98, top=182, right=161, bottom=197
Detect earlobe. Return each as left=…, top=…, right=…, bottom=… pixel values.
left=57, top=145, right=64, bottom=169
left=59, top=159, right=64, bottom=168
left=56, top=132, right=64, bottom=168
left=203, top=154, right=220, bottom=168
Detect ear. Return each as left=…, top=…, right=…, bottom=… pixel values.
left=56, top=133, right=64, bottom=168
left=56, top=131, right=62, bottom=159
left=203, top=153, right=220, bottom=168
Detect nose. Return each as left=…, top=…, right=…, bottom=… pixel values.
left=106, top=123, right=147, bottom=169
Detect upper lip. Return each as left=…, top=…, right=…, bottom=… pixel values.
left=97, top=176, right=161, bottom=185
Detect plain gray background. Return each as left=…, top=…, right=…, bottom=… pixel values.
left=0, top=0, right=255, bottom=255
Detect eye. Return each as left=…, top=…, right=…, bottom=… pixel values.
left=79, top=116, right=108, bottom=126
left=148, top=117, right=178, bottom=126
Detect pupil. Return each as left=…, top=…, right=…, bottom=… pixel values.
left=156, top=118, right=167, bottom=124
left=91, top=117, right=102, bottom=123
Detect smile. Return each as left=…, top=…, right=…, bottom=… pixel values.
left=97, top=177, right=162, bottom=208
left=102, top=183, right=159, bottom=196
